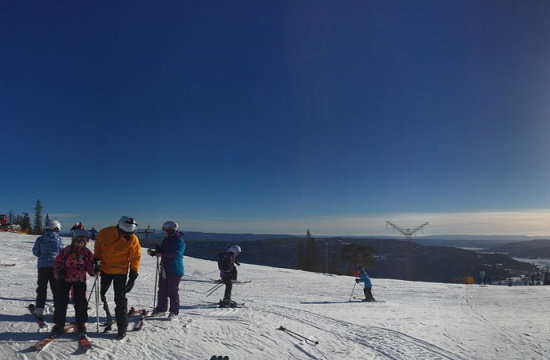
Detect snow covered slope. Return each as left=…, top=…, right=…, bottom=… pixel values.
left=0, top=232, right=548, bottom=359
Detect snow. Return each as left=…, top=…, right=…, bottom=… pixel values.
left=1, top=232, right=549, bottom=360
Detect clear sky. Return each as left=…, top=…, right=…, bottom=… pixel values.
left=3, top=1, right=550, bottom=236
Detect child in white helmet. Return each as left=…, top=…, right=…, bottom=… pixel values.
left=217, top=245, right=241, bottom=308
left=149, top=221, right=185, bottom=320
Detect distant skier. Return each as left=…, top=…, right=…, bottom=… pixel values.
left=218, top=245, right=241, bottom=308
left=149, top=221, right=185, bottom=320
left=71, top=222, right=84, bottom=233
left=89, top=227, right=98, bottom=240
left=49, top=229, right=95, bottom=338
left=32, top=219, right=64, bottom=322
left=355, top=267, right=375, bottom=302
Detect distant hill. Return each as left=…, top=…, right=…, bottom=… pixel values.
left=164, top=235, right=538, bottom=284
left=483, top=239, right=550, bottom=259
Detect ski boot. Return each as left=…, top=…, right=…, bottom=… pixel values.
left=49, top=324, right=65, bottom=338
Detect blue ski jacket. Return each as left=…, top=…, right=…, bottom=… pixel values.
left=32, top=230, right=64, bottom=268
left=160, top=231, right=185, bottom=276
left=357, top=269, right=373, bottom=288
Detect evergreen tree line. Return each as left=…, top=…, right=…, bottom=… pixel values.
left=6, top=199, right=44, bottom=235
left=296, top=230, right=376, bottom=275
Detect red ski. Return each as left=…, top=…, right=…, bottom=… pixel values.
left=78, top=334, right=93, bottom=352
left=29, top=324, right=75, bottom=352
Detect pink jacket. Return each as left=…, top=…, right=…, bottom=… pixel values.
left=54, top=245, right=94, bottom=283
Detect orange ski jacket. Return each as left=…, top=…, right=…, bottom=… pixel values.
left=94, top=226, right=141, bottom=275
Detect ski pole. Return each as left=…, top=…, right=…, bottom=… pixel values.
left=206, top=282, right=224, bottom=297
left=277, top=326, right=319, bottom=345
left=94, top=276, right=100, bottom=333
left=87, top=277, right=97, bottom=304
left=152, top=256, right=159, bottom=311
left=349, top=282, right=357, bottom=302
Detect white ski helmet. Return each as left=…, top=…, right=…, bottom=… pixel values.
left=72, top=228, right=90, bottom=242
left=162, top=221, right=178, bottom=232
left=118, top=216, right=138, bottom=233
left=228, top=245, right=241, bottom=255
left=46, top=220, right=61, bottom=231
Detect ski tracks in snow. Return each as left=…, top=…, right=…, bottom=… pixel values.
left=264, top=303, right=469, bottom=360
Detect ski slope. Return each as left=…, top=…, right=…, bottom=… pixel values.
left=0, top=232, right=548, bottom=359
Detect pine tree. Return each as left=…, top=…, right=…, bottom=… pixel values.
left=340, top=243, right=375, bottom=274
left=296, top=229, right=317, bottom=272
left=21, top=212, right=31, bottom=234
left=32, top=199, right=43, bottom=235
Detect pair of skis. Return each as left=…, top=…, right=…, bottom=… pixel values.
left=29, top=323, right=92, bottom=352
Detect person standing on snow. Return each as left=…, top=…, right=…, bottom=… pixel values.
left=355, top=266, right=375, bottom=302
left=94, top=216, right=141, bottom=340
left=149, top=221, right=185, bottom=320
left=89, top=227, right=98, bottom=240
left=32, top=219, right=64, bottom=322
left=49, top=229, right=95, bottom=338
left=218, top=245, right=241, bottom=308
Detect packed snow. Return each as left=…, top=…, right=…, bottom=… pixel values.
left=0, top=232, right=548, bottom=360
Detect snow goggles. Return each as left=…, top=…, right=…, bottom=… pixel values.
left=75, top=236, right=89, bottom=243
left=125, top=218, right=138, bottom=226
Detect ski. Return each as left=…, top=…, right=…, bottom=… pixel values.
left=128, top=306, right=149, bottom=316
left=211, top=279, right=251, bottom=284
left=29, top=323, right=75, bottom=352
left=217, top=300, right=245, bottom=308
left=133, top=309, right=148, bottom=331
left=27, top=304, right=48, bottom=329
left=78, top=334, right=92, bottom=352
left=351, top=297, right=385, bottom=303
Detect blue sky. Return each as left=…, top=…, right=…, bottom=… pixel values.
left=3, top=1, right=550, bottom=236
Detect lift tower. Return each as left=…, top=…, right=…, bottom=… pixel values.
left=386, top=221, right=429, bottom=240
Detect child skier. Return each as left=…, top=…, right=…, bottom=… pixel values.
left=218, top=245, right=241, bottom=308
left=355, top=266, right=375, bottom=302
left=49, top=229, right=95, bottom=338
left=32, top=219, right=64, bottom=322
left=150, top=221, right=185, bottom=320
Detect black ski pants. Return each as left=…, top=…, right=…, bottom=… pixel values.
left=36, top=267, right=57, bottom=309
left=222, top=277, right=233, bottom=301
left=100, top=273, right=128, bottom=331
left=53, top=280, right=88, bottom=326
left=363, top=287, right=375, bottom=301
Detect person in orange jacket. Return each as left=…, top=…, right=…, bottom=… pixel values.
left=94, top=216, right=141, bottom=340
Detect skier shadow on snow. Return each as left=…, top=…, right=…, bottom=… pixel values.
left=0, top=314, right=48, bottom=341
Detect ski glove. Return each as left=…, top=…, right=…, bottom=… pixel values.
left=355, top=279, right=360, bottom=284
left=124, top=270, right=139, bottom=293
left=93, top=259, right=100, bottom=274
